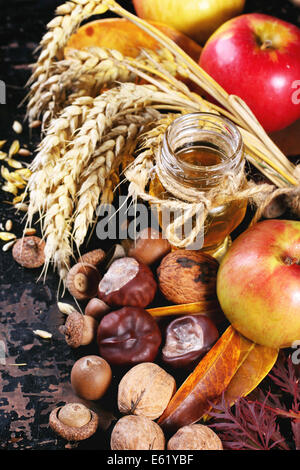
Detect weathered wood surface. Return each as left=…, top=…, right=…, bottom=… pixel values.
left=0, top=0, right=299, bottom=450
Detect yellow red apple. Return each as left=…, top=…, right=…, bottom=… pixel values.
left=132, top=0, right=245, bottom=44
left=217, top=219, right=300, bottom=349
left=65, top=18, right=202, bottom=61
left=199, top=13, right=300, bottom=132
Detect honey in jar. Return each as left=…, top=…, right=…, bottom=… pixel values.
left=149, top=113, right=247, bottom=257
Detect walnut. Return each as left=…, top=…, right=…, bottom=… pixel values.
left=111, top=415, right=165, bottom=450
left=167, top=424, right=223, bottom=450
left=157, top=250, right=219, bottom=304
left=118, top=362, right=176, bottom=420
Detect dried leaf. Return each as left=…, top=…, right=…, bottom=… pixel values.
left=158, top=326, right=241, bottom=434
left=224, top=335, right=278, bottom=406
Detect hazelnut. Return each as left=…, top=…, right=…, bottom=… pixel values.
left=49, top=403, right=98, bottom=441
left=157, top=250, right=218, bottom=304
left=59, top=311, right=98, bottom=348
left=167, top=424, right=223, bottom=450
left=111, top=415, right=165, bottom=450
left=98, top=257, right=157, bottom=308
left=12, top=236, right=45, bottom=268
left=118, top=363, right=176, bottom=420
left=71, top=355, right=112, bottom=401
left=84, top=298, right=110, bottom=320
left=66, top=262, right=101, bottom=300
left=127, top=228, right=171, bottom=266
left=78, top=248, right=106, bottom=266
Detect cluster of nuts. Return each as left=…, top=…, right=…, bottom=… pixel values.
left=48, top=228, right=223, bottom=449
left=111, top=362, right=222, bottom=450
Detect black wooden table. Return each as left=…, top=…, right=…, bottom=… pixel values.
left=0, top=0, right=300, bottom=451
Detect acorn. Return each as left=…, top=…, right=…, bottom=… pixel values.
left=49, top=403, right=98, bottom=441
left=12, top=236, right=45, bottom=268
left=59, top=310, right=98, bottom=348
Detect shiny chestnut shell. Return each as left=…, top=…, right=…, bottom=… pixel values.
left=97, top=307, right=162, bottom=366
left=98, top=257, right=157, bottom=308
left=162, top=315, right=219, bottom=369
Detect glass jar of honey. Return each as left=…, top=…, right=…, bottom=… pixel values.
left=149, top=113, right=247, bottom=258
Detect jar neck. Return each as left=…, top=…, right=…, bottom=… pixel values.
left=160, top=113, right=244, bottom=191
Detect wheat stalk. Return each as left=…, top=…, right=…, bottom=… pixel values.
left=34, top=84, right=182, bottom=280
left=73, top=107, right=161, bottom=248
left=27, top=96, right=94, bottom=227
left=27, top=46, right=185, bottom=126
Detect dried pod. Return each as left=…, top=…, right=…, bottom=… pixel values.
left=12, top=236, right=45, bottom=268
left=118, top=363, right=176, bottom=420
left=167, top=424, right=223, bottom=450
left=59, top=311, right=98, bottom=348
left=111, top=415, right=165, bottom=450
left=71, top=355, right=112, bottom=401
left=49, top=403, right=98, bottom=441
left=85, top=298, right=110, bottom=320
left=66, top=262, right=101, bottom=300
left=79, top=248, right=106, bottom=267
left=98, top=257, right=157, bottom=308
left=127, top=228, right=171, bottom=266
left=157, top=250, right=218, bottom=304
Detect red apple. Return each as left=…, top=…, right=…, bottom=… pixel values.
left=217, top=219, right=300, bottom=349
left=132, top=0, right=245, bottom=45
left=199, top=13, right=300, bottom=132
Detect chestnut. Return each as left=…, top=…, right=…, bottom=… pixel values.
left=162, top=315, right=219, bottom=369
left=71, top=355, right=112, bottom=401
left=97, top=307, right=162, bottom=366
left=98, top=257, right=157, bottom=308
left=127, top=228, right=171, bottom=266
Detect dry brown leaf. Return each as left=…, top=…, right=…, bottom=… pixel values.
left=158, top=326, right=241, bottom=434
left=224, top=335, right=278, bottom=405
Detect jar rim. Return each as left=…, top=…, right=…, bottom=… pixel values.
left=163, top=112, right=243, bottom=176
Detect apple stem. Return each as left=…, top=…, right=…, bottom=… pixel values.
left=260, top=39, right=273, bottom=50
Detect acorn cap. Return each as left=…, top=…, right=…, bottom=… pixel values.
left=12, top=236, right=45, bottom=268
left=66, top=262, right=101, bottom=300
left=49, top=405, right=98, bottom=441
left=78, top=249, right=106, bottom=267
